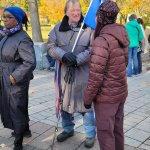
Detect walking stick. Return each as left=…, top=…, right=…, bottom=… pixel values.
left=49, top=61, right=62, bottom=150
left=50, top=108, right=61, bottom=150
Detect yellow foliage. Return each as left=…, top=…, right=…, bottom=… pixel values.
left=38, top=0, right=65, bottom=24
left=117, top=0, right=150, bottom=16
left=0, top=0, right=28, bottom=11
left=116, top=0, right=150, bottom=23
left=38, top=0, right=90, bottom=24
left=0, top=0, right=90, bottom=24
left=1, top=0, right=149, bottom=25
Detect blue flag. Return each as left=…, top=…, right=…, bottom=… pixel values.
left=84, top=0, right=104, bottom=29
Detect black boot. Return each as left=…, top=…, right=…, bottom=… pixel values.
left=12, top=123, right=32, bottom=138
left=57, top=130, right=74, bottom=142
left=84, top=137, right=95, bottom=148
left=24, top=123, right=32, bottom=137
left=13, top=134, right=23, bottom=150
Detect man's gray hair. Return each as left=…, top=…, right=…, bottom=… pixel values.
left=64, top=0, right=81, bottom=14
left=129, top=14, right=137, bottom=21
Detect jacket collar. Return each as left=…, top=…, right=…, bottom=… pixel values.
left=59, top=15, right=87, bottom=32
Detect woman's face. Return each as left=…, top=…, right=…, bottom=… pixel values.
left=2, top=11, right=18, bottom=29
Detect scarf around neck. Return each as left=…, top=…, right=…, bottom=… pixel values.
left=3, top=23, right=22, bottom=36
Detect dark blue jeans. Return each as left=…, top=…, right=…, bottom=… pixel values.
left=137, top=51, right=142, bottom=73
left=127, top=47, right=138, bottom=77
left=46, top=54, right=55, bottom=68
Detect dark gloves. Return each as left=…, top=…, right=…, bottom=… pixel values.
left=63, top=52, right=77, bottom=84
left=84, top=103, right=92, bottom=109
left=62, top=52, right=77, bottom=67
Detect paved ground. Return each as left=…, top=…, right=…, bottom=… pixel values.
left=0, top=63, right=150, bottom=150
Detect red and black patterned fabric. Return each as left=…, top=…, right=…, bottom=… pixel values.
left=94, top=0, right=120, bottom=38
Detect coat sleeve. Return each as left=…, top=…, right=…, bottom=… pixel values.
left=84, top=36, right=109, bottom=105
left=124, top=30, right=129, bottom=66
left=140, top=25, right=148, bottom=52
left=0, top=30, right=5, bottom=41
left=137, top=24, right=144, bottom=42
left=76, top=31, right=93, bottom=66
left=11, top=37, right=36, bottom=83
left=47, top=26, right=66, bottom=61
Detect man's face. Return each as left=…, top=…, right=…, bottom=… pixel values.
left=66, top=2, right=81, bottom=24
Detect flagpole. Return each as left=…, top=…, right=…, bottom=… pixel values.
left=71, top=0, right=94, bottom=52
left=71, top=22, right=84, bottom=52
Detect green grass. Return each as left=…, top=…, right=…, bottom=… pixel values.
left=26, top=25, right=54, bottom=42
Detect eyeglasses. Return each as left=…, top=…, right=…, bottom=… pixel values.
left=1, top=16, right=15, bottom=21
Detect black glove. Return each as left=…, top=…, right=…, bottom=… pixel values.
left=62, top=52, right=77, bottom=66
left=84, top=103, right=92, bottom=109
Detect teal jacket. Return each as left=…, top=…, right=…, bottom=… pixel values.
left=126, top=20, right=144, bottom=48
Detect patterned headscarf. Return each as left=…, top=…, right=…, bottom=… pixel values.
left=94, top=0, right=120, bottom=39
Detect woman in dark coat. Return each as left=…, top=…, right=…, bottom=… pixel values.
left=84, top=1, right=129, bottom=150
left=0, top=6, right=36, bottom=150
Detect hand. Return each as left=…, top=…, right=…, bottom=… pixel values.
left=10, top=75, right=16, bottom=85
left=62, top=52, right=77, bottom=66
left=84, top=103, right=92, bottom=109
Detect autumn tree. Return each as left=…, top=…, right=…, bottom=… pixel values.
left=117, top=0, right=150, bottom=24
left=29, top=0, right=43, bottom=42
left=38, top=0, right=66, bottom=24
left=0, top=0, right=28, bottom=8
left=80, top=0, right=90, bottom=15
left=38, top=0, right=50, bottom=24
left=0, top=0, right=29, bottom=18
left=38, top=0, right=90, bottom=25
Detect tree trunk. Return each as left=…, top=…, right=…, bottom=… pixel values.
left=29, top=0, right=43, bottom=42
left=125, top=15, right=128, bottom=24
left=119, top=16, right=122, bottom=24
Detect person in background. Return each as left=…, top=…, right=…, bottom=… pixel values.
left=148, top=34, right=150, bottom=44
left=126, top=14, right=144, bottom=77
left=84, top=1, right=129, bottom=150
left=0, top=6, right=36, bottom=150
left=137, top=18, right=149, bottom=74
left=47, top=0, right=96, bottom=148
left=46, top=52, right=55, bottom=71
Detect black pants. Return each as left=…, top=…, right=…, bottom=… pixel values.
left=14, top=134, right=23, bottom=147
left=137, top=51, right=142, bottom=73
